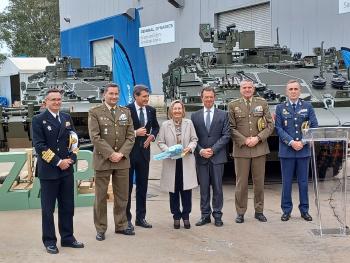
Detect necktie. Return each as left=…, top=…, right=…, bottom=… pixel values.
left=205, top=109, right=211, bottom=132
left=246, top=100, right=251, bottom=111
left=55, top=114, right=60, bottom=125
left=110, top=107, right=116, bottom=119
left=292, top=103, right=296, bottom=112
left=139, top=107, right=145, bottom=127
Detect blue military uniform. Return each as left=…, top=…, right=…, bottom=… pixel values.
left=275, top=99, right=318, bottom=215
left=32, top=109, right=78, bottom=247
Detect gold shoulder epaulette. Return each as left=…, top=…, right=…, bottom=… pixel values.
left=42, top=149, right=55, bottom=163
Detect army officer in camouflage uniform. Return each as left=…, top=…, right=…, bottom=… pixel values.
left=228, top=80, right=274, bottom=224
left=88, top=83, right=135, bottom=241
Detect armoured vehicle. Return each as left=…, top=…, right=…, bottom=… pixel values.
left=162, top=23, right=350, bottom=173
left=0, top=57, right=111, bottom=152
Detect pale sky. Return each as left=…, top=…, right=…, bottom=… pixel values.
left=0, top=0, right=10, bottom=54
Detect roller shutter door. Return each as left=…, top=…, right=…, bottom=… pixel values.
left=92, top=37, right=114, bottom=70
left=217, top=2, right=271, bottom=46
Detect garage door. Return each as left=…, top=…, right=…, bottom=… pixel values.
left=217, top=2, right=271, bottom=47
left=92, top=37, right=114, bottom=70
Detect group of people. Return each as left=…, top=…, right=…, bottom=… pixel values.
left=32, top=79, right=318, bottom=254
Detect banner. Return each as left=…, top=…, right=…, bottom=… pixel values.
left=112, top=41, right=135, bottom=106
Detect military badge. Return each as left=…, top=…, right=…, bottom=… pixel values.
left=234, top=107, right=241, bottom=112
left=254, top=106, right=263, bottom=112
left=282, top=109, right=289, bottom=115
left=65, top=121, right=71, bottom=127
left=47, top=126, right=52, bottom=131
left=119, top=113, right=128, bottom=125
left=298, top=109, right=308, bottom=114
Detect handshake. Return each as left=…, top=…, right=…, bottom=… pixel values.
left=153, top=144, right=190, bottom=160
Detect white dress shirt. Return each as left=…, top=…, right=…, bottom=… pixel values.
left=134, top=102, right=148, bottom=125
left=203, top=106, right=214, bottom=125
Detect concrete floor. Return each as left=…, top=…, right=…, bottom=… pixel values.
left=1, top=143, right=350, bottom=262
left=1, top=179, right=349, bottom=263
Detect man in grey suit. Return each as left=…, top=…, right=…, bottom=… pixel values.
left=191, top=86, right=231, bottom=227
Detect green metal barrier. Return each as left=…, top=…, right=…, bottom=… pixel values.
left=0, top=150, right=95, bottom=211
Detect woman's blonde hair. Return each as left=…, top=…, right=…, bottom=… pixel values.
left=168, top=100, right=186, bottom=119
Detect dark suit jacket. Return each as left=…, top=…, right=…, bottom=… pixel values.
left=32, top=110, right=77, bottom=180
left=127, top=103, right=159, bottom=162
left=191, top=108, right=231, bottom=165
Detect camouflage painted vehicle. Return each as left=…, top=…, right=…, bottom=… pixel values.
left=162, top=24, right=350, bottom=167
left=0, top=57, right=111, bottom=152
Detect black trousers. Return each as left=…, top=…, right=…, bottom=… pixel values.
left=126, top=156, right=150, bottom=221
left=169, top=159, right=192, bottom=220
left=40, top=175, right=75, bottom=247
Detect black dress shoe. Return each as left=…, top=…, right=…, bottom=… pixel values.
left=235, top=214, right=244, bottom=223
left=61, top=240, right=84, bottom=248
left=281, top=213, right=291, bottom=221
left=115, top=228, right=135, bottom=235
left=214, top=218, right=224, bottom=227
left=96, top=232, right=105, bottom=241
left=128, top=221, right=135, bottom=231
left=183, top=219, right=191, bottom=229
left=195, top=217, right=211, bottom=226
left=174, top=219, right=180, bottom=229
left=255, top=213, right=267, bottom=222
left=135, top=218, right=152, bottom=228
left=301, top=212, right=313, bottom=221
left=46, top=245, right=59, bottom=254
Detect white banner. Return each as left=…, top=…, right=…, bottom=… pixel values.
left=139, top=21, right=175, bottom=47
left=339, top=0, right=350, bottom=14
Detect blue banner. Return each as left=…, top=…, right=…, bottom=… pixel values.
left=340, top=47, right=350, bottom=69
left=112, top=41, right=135, bottom=106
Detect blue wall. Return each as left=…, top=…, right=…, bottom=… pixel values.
left=60, top=11, right=150, bottom=89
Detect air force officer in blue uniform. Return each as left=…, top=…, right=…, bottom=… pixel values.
left=32, top=88, right=84, bottom=254
left=275, top=80, right=318, bottom=222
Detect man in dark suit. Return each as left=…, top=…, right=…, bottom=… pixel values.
left=32, top=88, right=84, bottom=254
left=191, top=86, right=230, bottom=227
left=275, top=80, right=318, bottom=222
left=126, top=85, right=159, bottom=229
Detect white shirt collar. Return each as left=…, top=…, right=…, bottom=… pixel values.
left=288, top=99, right=299, bottom=105
left=134, top=101, right=145, bottom=111
left=203, top=105, right=214, bottom=113
left=48, top=109, right=60, bottom=118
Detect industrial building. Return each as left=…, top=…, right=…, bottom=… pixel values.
left=59, top=0, right=350, bottom=95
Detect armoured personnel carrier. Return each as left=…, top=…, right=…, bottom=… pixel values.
left=162, top=23, right=350, bottom=175
left=0, top=57, right=111, bottom=151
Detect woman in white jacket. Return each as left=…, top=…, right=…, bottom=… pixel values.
left=157, top=100, right=198, bottom=229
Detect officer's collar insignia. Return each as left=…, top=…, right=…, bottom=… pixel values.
left=119, top=114, right=127, bottom=121
left=65, top=121, right=71, bottom=127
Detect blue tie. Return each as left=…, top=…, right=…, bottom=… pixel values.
left=205, top=109, right=211, bottom=132
left=292, top=103, right=296, bottom=112
left=139, top=108, right=145, bottom=127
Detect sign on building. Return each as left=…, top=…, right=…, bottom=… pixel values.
left=339, top=0, right=350, bottom=14
left=139, top=21, right=175, bottom=47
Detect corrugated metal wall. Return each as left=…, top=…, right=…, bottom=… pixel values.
left=217, top=3, right=271, bottom=46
